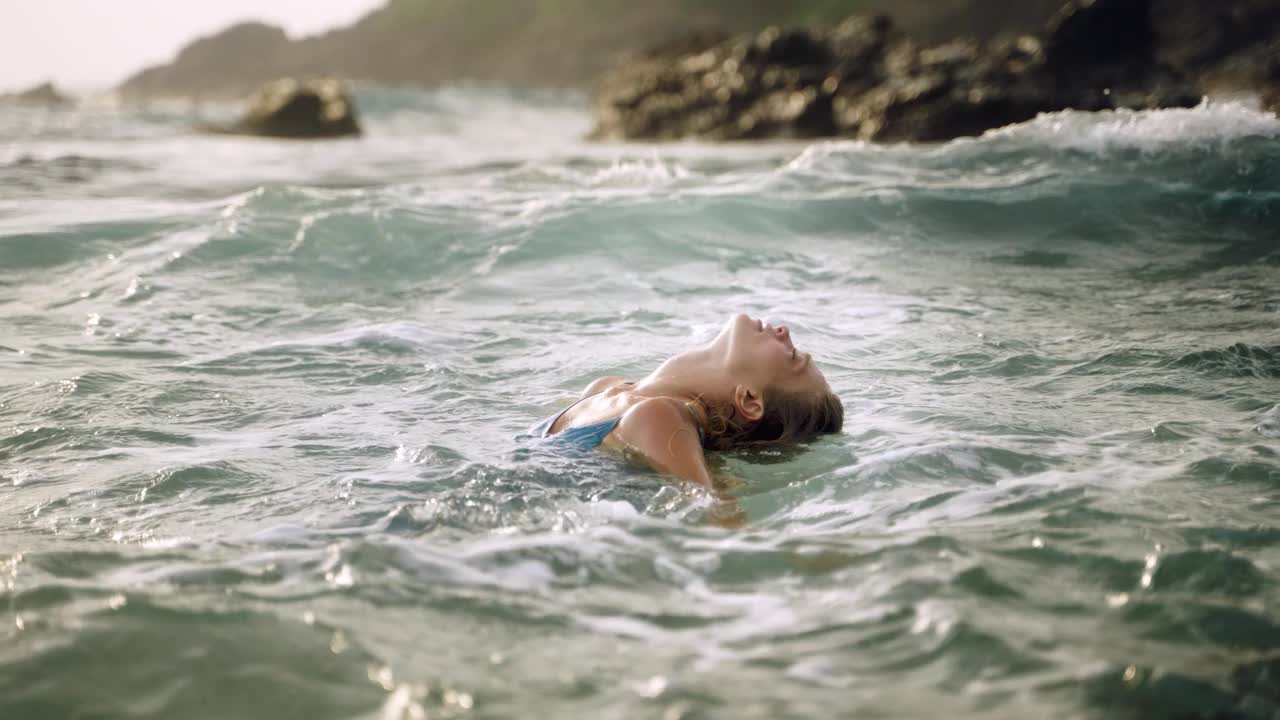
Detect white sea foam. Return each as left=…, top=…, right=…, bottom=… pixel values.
left=779, top=99, right=1280, bottom=174
left=981, top=98, right=1280, bottom=153
left=5, top=85, right=1277, bottom=720
left=588, top=155, right=693, bottom=185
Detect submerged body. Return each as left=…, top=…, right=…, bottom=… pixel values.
left=531, top=313, right=842, bottom=484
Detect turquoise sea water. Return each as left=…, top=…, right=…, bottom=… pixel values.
left=2, top=88, right=1278, bottom=719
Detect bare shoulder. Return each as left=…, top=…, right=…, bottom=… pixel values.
left=580, top=375, right=627, bottom=398
left=613, top=397, right=711, bottom=486
left=617, top=396, right=687, bottom=429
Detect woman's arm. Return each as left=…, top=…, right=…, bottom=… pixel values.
left=613, top=398, right=713, bottom=486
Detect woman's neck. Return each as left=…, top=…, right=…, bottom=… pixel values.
left=631, top=347, right=730, bottom=406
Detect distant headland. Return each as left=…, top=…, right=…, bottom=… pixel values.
left=115, top=0, right=1067, bottom=99
left=108, top=0, right=1277, bottom=144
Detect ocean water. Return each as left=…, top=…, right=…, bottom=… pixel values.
left=1, top=88, right=1278, bottom=720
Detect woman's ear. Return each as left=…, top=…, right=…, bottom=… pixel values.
left=733, top=384, right=764, bottom=423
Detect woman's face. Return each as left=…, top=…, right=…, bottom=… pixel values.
left=714, top=313, right=829, bottom=396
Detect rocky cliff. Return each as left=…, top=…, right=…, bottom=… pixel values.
left=590, top=0, right=1279, bottom=142
left=117, top=0, right=1065, bottom=100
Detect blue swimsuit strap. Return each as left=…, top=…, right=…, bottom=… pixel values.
left=539, top=382, right=632, bottom=438
left=549, top=416, right=623, bottom=449
left=540, top=382, right=707, bottom=447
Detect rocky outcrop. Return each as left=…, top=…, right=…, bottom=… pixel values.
left=207, top=78, right=361, bottom=139
left=0, top=82, right=74, bottom=107
left=1040, top=0, right=1200, bottom=112
left=1150, top=0, right=1280, bottom=91
left=115, top=1, right=1069, bottom=101
left=591, top=0, right=1275, bottom=143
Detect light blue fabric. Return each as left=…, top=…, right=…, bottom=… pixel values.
left=527, top=381, right=705, bottom=450
left=527, top=383, right=630, bottom=449
left=528, top=413, right=623, bottom=449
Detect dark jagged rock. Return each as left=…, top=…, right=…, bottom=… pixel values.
left=751, top=27, right=833, bottom=68
left=1044, top=0, right=1154, bottom=70
left=1266, top=42, right=1280, bottom=114
left=1043, top=0, right=1199, bottom=112
left=590, top=0, right=1280, bottom=143
left=832, top=36, right=1068, bottom=143
left=1151, top=0, right=1280, bottom=84
left=587, top=27, right=837, bottom=142
left=211, top=78, right=361, bottom=139
left=0, top=82, right=74, bottom=107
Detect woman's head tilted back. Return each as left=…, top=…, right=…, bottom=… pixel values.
left=659, top=313, right=843, bottom=451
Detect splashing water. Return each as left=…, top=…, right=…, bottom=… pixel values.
left=2, top=89, right=1278, bottom=719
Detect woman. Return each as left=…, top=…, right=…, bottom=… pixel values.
left=530, top=313, right=843, bottom=485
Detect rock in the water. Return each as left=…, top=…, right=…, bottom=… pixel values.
left=1044, top=0, right=1153, bottom=70
left=589, top=0, right=1259, bottom=143
left=591, top=18, right=1065, bottom=143
left=1043, top=0, right=1200, bottom=111
left=832, top=36, right=1067, bottom=142
left=1150, top=0, right=1280, bottom=82
left=223, top=78, right=361, bottom=139
left=0, top=81, right=74, bottom=107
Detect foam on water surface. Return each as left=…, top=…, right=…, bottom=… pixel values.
left=1, top=87, right=1278, bottom=720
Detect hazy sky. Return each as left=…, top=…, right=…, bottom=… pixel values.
left=0, top=0, right=384, bottom=92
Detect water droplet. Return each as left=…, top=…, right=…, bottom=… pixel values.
left=663, top=703, right=692, bottom=720
left=1105, top=593, right=1129, bottom=608
left=637, top=675, right=668, bottom=699
left=368, top=664, right=395, bottom=691
left=326, top=564, right=355, bottom=588
left=380, top=684, right=426, bottom=720
left=330, top=630, right=349, bottom=654
left=1140, top=553, right=1158, bottom=589
left=444, top=688, right=474, bottom=710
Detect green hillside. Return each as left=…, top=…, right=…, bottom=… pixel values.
left=119, top=0, right=1061, bottom=98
